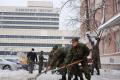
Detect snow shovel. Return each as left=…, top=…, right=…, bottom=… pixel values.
left=33, top=60, right=82, bottom=80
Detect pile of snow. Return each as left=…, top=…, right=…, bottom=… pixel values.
left=0, top=70, right=61, bottom=80
left=0, top=70, right=37, bottom=80
left=37, top=71, right=61, bottom=80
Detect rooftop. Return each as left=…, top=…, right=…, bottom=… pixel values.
left=27, top=1, right=53, bottom=8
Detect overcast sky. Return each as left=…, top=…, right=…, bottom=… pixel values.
left=0, top=0, right=80, bottom=30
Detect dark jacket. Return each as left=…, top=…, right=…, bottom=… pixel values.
left=27, top=52, right=38, bottom=62
left=39, top=55, right=46, bottom=62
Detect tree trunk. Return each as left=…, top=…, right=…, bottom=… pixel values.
left=85, top=0, right=90, bottom=31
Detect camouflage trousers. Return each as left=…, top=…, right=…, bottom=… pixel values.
left=28, top=61, right=35, bottom=74
left=67, top=64, right=83, bottom=80
left=91, top=59, right=100, bottom=75
left=38, top=62, right=43, bottom=74
left=57, top=68, right=67, bottom=80
left=68, top=60, right=91, bottom=80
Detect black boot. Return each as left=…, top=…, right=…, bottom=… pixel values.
left=97, top=72, right=100, bottom=75
left=68, top=76, right=72, bottom=80
left=96, top=69, right=100, bottom=75
left=80, top=77, right=84, bottom=80
left=73, top=76, right=78, bottom=80
left=91, top=73, right=93, bottom=75
left=59, top=76, right=66, bottom=80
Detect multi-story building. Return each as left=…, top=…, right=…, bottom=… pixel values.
left=0, top=1, right=59, bottom=29
left=0, top=1, right=79, bottom=55
left=80, top=0, right=120, bottom=69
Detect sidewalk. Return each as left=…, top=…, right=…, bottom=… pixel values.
left=91, top=69, right=120, bottom=80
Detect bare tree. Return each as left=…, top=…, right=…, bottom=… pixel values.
left=60, top=0, right=107, bottom=71
left=60, top=0, right=80, bottom=29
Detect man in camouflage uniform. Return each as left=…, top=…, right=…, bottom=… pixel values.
left=48, top=45, right=67, bottom=80
left=65, top=38, right=91, bottom=80
left=48, top=45, right=59, bottom=69
left=87, top=34, right=100, bottom=75
left=48, top=45, right=80, bottom=80
left=38, top=51, right=46, bottom=74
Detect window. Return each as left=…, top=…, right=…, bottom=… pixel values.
left=0, top=43, right=62, bottom=47
left=0, top=12, right=59, bottom=17
left=0, top=16, right=59, bottom=21
left=95, top=0, right=102, bottom=9
left=64, top=37, right=80, bottom=39
left=65, top=44, right=71, bottom=48
left=1, top=25, right=59, bottom=29
left=0, top=51, right=17, bottom=55
left=115, top=30, right=120, bottom=52
left=0, top=21, right=59, bottom=25
left=0, top=35, right=62, bottom=39
left=115, top=0, right=120, bottom=13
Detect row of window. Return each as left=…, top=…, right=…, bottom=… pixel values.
left=0, top=21, right=59, bottom=25
left=0, top=43, right=62, bottom=47
left=64, top=37, right=80, bottom=39
left=0, top=51, right=49, bottom=55
left=0, top=12, right=59, bottom=17
left=1, top=25, right=58, bottom=29
left=0, top=35, right=62, bottom=39
left=0, top=16, right=59, bottom=21
left=0, top=35, right=78, bottom=40
left=0, top=51, right=17, bottom=55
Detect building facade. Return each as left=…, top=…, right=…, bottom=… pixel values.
left=0, top=1, right=59, bottom=29
left=0, top=1, right=79, bottom=55
left=80, top=0, right=120, bottom=69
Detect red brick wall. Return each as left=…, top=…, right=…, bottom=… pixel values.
left=99, top=39, right=104, bottom=55
left=102, top=31, right=116, bottom=54
left=80, top=0, right=118, bottom=55
left=105, top=0, right=115, bottom=21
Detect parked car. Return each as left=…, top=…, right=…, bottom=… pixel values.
left=0, top=59, right=20, bottom=70
left=5, top=59, right=22, bottom=69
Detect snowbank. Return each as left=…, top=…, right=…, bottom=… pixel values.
left=0, top=69, right=120, bottom=80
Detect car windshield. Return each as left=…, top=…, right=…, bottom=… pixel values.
left=5, top=59, right=19, bottom=63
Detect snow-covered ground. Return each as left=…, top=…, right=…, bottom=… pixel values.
left=0, top=69, right=120, bottom=80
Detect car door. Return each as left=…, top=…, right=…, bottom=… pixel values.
left=0, top=59, right=4, bottom=69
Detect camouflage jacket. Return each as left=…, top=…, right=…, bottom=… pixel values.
left=65, top=43, right=90, bottom=64
left=49, top=47, right=68, bottom=68
left=48, top=49, right=57, bottom=67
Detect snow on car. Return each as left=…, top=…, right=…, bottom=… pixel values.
left=0, top=59, right=19, bottom=70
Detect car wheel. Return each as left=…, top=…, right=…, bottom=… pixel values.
left=3, top=65, right=11, bottom=70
